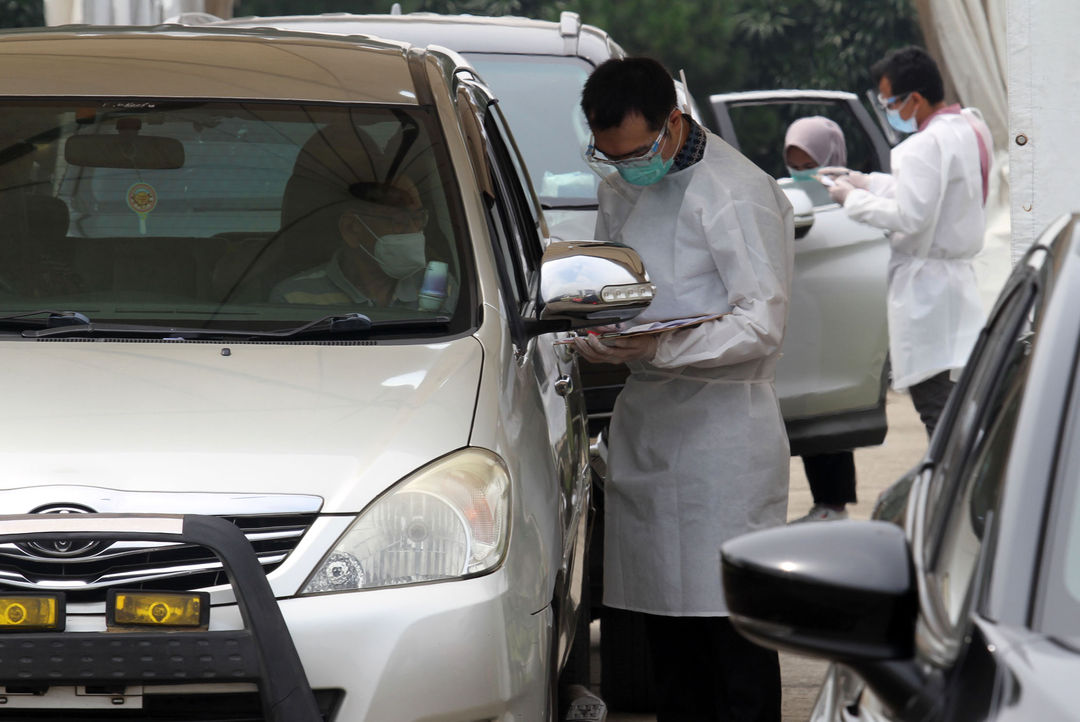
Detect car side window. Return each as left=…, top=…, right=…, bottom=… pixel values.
left=720, top=100, right=885, bottom=182
left=923, top=282, right=1038, bottom=628
left=486, top=180, right=528, bottom=308
left=484, top=111, right=542, bottom=280
left=483, top=111, right=543, bottom=314
left=487, top=104, right=545, bottom=244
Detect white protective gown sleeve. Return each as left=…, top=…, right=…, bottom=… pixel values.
left=595, top=132, right=794, bottom=616
left=842, top=112, right=987, bottom=389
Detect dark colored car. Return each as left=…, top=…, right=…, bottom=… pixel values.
left=721, top=213, right=1080, bottom=720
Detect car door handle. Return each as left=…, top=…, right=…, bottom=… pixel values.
left=554, top=374, right=574, bottom=397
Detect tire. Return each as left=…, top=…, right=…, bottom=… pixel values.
left=599, top=606, right=657, bottom=712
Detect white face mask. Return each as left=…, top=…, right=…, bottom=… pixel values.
left=354, top=215, right=427, bottom=280
left=370, top=232, right=427, bottom=279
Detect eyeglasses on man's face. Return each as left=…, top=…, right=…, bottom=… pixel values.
left=585, top=123, right=669, bottom=169
left=876, top=91, right=913, bottom=110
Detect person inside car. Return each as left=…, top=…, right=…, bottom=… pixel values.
left=269, top=120, right=445, bottom=309
left=270, top=176, right=431, bottom=307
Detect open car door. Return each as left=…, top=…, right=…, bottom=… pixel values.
left=710, top=89, right=893, bottom=455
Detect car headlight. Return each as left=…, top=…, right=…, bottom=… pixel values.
left=301, top=448, right=510, bottom=594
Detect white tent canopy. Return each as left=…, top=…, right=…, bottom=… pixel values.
left=1006, top=0, right=1080, bottom=260
left=917, top=0, right=1010, bottom=311
left=43, top=0, right=230, bottom=26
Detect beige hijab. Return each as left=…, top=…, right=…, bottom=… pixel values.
left=784, top=116, right=846, bottom=166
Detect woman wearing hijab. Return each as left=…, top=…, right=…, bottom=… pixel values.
left=782, top=116, right=859, bottom=523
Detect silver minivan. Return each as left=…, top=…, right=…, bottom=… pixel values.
left=0, top=24, right=651, bottom=720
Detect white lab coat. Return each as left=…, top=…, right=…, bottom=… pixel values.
left=843, top=110, right=988, bottom=389
left=597, top=132, right=794, bottom=616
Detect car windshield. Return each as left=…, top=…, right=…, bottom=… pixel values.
left=466, top=53, right=598, bottom=209
left=0, top=100, right=471, bottom=338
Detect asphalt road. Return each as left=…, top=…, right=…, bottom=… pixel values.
left=595, top=390, right=929, bottom=721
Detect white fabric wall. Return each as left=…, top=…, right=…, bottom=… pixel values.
left=1008, top=0, right=1080, bottom=260
left=43, top=0, right=210, bottom=26
left=921, top=0, right=1011, bottom=312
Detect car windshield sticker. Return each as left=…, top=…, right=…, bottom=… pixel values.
left=127, top=182, right=156, bottom=235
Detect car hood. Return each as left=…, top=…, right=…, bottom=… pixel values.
left=0, top=338, right=482, bottom=513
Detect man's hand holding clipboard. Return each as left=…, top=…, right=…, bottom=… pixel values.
left=558, top=313, right=728, bottom=364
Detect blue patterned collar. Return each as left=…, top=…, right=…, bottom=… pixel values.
left=672, top=114, right=706, bottom=171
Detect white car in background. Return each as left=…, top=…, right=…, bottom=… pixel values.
left=711, top=90, right=893, bottom=456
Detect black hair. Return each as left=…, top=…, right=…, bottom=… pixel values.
left=581, top=57, right=676, bottom=132
left=871, top=46, right=945, bottom=105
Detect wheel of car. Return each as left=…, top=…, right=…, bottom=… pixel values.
left=600, top=606, right=657, bottom=712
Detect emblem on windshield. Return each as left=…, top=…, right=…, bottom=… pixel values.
left=17, top=504, right=107, bottom=559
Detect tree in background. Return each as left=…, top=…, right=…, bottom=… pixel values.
left=233, top=0, right=921, bottom=112
left=0, top=0, right=42, bottom=27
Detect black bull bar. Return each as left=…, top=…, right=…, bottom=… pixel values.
left=0, top=513, right=321, bottom=722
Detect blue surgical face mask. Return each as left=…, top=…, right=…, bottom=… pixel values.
left=886, top=106, right=918, bottom=134
left=787, top=166, right=820, bottom=182
left=617, top=154, right=675, bottom=186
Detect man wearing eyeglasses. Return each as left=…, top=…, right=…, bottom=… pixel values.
left=822, top=46, right=992, bottom=438
left=573, top=57, right=793, bottom=722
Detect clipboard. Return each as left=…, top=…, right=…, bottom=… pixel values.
left=553, top=313, right=726, bottom=345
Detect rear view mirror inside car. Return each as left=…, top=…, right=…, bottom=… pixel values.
left=65, top=133, right=184, bottom=169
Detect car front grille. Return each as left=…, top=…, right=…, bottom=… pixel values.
left=0, top=514, right=315, bottom=604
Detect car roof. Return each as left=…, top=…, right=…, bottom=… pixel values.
left=0, top=25, right=422, bottom=103
left=210, top=11, right=624, bottom=67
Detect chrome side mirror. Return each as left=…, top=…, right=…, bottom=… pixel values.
left=536, top=240, right=654, bottom=330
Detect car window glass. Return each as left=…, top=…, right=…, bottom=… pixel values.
left=721, top=101, right=883, bottom=206
left=483, top=112, right=541, bottom=275
left=924, top=284, right=1036, bottom=628
left=0, top=101, right=471, bottom=333
left=486, top=184, right=526, bottom=308
left=466, top=53, right=597, bottom=209
left=488, top=103, right=544, bottom=242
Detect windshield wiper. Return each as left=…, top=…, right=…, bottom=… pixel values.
left=267, top=314, right=454, bottom=339
left=262, top=313, right=373, bottom=338
left=19, top=312, right=451, bottom=340
left=0, top=310, right=91, bottom=331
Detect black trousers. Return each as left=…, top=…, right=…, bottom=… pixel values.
left=643, top=613, right=781, bottom=722
left=801, top=451, right=857, bottom=505
left=908, top=370, right=955, bottom=438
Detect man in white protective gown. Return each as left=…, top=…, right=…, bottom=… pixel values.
left=573, top=57, right=794, bottom=721
left=823, top=45, right=991, bottom=438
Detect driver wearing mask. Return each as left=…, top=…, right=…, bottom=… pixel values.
left=271, top=176, right=430, bottom=307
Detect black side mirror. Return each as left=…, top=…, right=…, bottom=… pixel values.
left=721, top=520, right=917, bottom=661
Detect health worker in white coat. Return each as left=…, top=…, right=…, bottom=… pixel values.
left=825, top=45, right=991, bottom=437
left=573, top=57, right=793, bottom=722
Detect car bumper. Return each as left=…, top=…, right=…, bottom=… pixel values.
left=257, top=570, right=551, bottom=721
